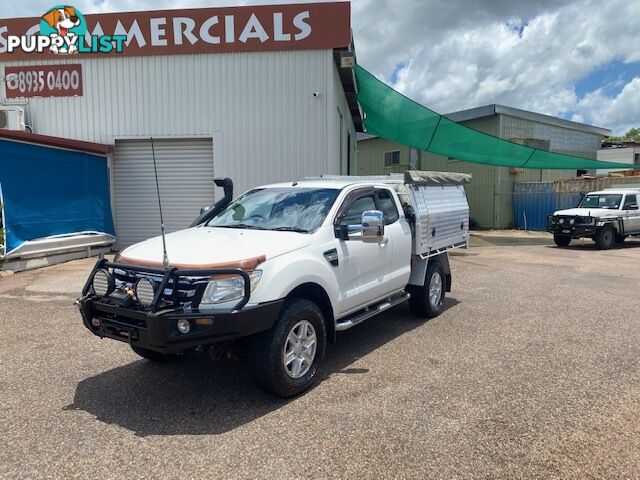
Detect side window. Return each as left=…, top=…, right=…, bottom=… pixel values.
left=623, top=194, right=638, bottom=210
left=341, top=195, right=376, bottom=225
left=377, top=190, right=399, bottom=224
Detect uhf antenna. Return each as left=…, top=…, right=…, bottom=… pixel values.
left=150, top=137, right=169, bottom=269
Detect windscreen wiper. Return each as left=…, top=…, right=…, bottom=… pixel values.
left=215, top=224, right=267, bottom=230
left=271, top=226, right=310, bottom=233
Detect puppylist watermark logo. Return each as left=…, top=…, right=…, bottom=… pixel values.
left=6, top=5, right=126, bottom=55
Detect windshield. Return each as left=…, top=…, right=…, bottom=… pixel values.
left=206, top=187, right=340, bottom=233
left=578, top=194, right=623, bottom=210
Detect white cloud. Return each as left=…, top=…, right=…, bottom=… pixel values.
left=573, top=78, right=640, bottom=135
left=353, top=0, right=640, bottom=134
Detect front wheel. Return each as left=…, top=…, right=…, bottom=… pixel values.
left=553, top=234, right=571, bottom=247
left=408, top=260, right=445, bottom=318
left=595, top=226, right=615, bottom=250
left=248, top=299, right=326, bottom=397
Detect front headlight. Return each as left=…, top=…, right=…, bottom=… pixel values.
left=582, top=216, right=594, bottom=224
left=200, top=270, right=262, bottom=305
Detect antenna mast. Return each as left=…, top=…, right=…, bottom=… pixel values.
left=150, top=137, right=169, bottom=269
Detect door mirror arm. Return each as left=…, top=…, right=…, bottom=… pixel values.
left=339, top=210, right=386, bottom=244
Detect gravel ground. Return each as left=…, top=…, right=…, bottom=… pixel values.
left=1, top=232, right=640, bottom=479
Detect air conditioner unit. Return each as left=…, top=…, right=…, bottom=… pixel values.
left=0, top=106, right=26, bottom=131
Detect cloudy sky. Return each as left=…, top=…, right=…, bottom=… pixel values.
left=5, top=0, right=639, bottom=134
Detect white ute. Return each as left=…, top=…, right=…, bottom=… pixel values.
left=547, top=188, right=640, bottom=249
left=78, top=171, right=470, bottom=396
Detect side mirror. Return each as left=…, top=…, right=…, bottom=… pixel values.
left=346, top=210, right=385, bottom=243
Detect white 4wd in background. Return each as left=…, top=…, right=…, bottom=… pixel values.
left=547, top=188, right=640, bottom=249
left=78, top=171, right=470, bottom=397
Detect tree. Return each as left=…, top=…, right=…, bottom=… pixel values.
left=606, top=127, right=640, bottom=143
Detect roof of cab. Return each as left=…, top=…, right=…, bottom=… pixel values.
left=590, top=188, right=640, bottom=195
left=257, top=179, right=401, bottom=190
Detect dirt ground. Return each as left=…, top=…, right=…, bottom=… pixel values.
left=1, top=231, right=639, bottom=479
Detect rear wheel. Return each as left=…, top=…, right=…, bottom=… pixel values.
left=131, top=345, right=178, bottom=363
left=595, top=226, right=615, bottom=250
left=553, top=234, right=571, bottom=247
left=408, top=260, right=445, bottom=318
left=248, top=299, right=326, bottom=397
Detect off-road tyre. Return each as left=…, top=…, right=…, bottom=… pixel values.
left=595, top=225, right=615, bottom=250
left=131, top=345, right=179, bottom=363
left=553, top=234, right=571, bottom=247
left=248, top=299, right=326, bottom=398
left=408, top=260, right=445, bottom=319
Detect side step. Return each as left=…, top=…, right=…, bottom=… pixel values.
left=335, top=291, right=410, bottom=332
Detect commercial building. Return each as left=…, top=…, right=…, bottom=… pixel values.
left=0, top=2, right=361, bottom=256
left=596, top=142, right=640, bottom=175
left=357, top=104, right=611, bottom=228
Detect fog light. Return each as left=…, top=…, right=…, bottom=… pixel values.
left=92, top=269, right=114, bottom=297
left=135, top=277, right=156, bottom=308
left=91, top=317, right=102, bottom=327
left=177, top=319, right=191, bottom=334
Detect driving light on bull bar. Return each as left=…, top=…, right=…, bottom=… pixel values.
left=200, top=270, right=263, bottom=305
left=135, top=277, right=156, bottom=308
left=92, top=269, right=115, bottom=297
left=177, top=318, right=191, bottom=334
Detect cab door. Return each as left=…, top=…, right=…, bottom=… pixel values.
left=331, top=188, right=410, bottom=317
left=622, top=194, right=640, bottom=233
left=332, top=189, right=393, bottom=316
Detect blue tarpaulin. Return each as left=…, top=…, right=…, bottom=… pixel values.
left=0, top=139, right=114, bottom=255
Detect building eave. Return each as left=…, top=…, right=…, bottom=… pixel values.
left=334, top=32, right=364, bottom=132
left=0, top=129, right=112, bottom=155
left=445, top=104, right=611, bottom=137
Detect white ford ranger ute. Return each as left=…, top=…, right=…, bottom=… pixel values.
left=547, top=188, right=640, bottom=249
left=78, top=171, right=470, bottom=397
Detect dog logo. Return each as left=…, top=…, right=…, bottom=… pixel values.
left=40, top=5, right=87, bottom=54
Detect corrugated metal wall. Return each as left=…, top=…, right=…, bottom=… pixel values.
left=420, top=116, right=501, bottom=228
left=356, top=137, right=413, bottom=175
left=513, top=182, right=557, bottom=231
left=0, top=50, right=356, bottom=197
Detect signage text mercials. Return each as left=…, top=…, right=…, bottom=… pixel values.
left=0, top=3, right=351, bottom=58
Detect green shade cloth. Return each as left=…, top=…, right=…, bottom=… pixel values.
left=355, top=64, right=638, bottom=170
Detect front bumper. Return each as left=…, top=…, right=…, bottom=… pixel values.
left=77, top=259, right=282, bottom=354
left=547, top=224, right=597, bottom=238
left=78, top=296, right=283, bottom=354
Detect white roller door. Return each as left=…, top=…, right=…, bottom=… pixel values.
left=113, top=138, right=215, bottom=249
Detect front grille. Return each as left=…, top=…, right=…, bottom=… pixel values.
left=557, top=216, right=592, bottom=225
left=113, top=268, right=209, bottom=308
